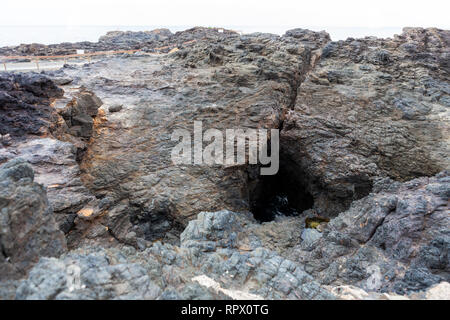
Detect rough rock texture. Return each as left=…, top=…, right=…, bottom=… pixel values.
left=0, top=28, right=173, bottom=58
left=42, top=28, right=330, bottom=246
left=11, top=210, right=336, bottom=300
left=0, top=26, right=449, bottom=300
left=45, top=27, right=448, bottom=248
left=0, top=159, right=67, bottom=280
left=0, top=72, right=103, bottom=239
left=290, top=172, right=449, bottom=294
left=7, top=209, right=448, bottom=300
left=282, top=27, right=450, bottom=215
left=0, top=73, right=63, bottom=137
left=98, top=29, right=173, bottom=49
left=0, top=27, right=236, bottom=58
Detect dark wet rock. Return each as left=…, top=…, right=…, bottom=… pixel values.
left=0, top=72, right=63, bottom=138
left=281, top=27, right=450, bottom=216
left=0, top=159, right=67, bottom=280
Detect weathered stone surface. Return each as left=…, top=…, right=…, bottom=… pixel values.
left=58, top=90, right=103, bottom=138
left=281, top=27, right=450, bottom=216
left=0, top=73, right=103, bottom=241
left=0, top=27, right=236, bottom=57
left=99, top=29, right=173, bottom=48
left=0, top=159, right=67, bottom=280
left=0, top=72, right=63, bottom=138
left=11, top=207, right=448, bottom=300
left=46, top=29, right=330, bottom=245
left=0, top=26, right=448, bottom=300
left=12, top=210, right=336, bottom=300
left=108, top=104, right=123, bottom=113
left=289, top=172, right=450, bottom=294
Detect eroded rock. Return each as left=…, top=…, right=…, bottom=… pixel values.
left=281, top=27, right=450, bottom=216
left=290, top=172, right=450, bottom=294
left=0, top=27, right=448, bottom=300
left=0, top=159, right=67, bottom=280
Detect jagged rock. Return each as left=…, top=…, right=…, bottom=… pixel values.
left=99, top=29, right=173, bottom=48
left=11, top=210, right=335, bottom=300
left=290, top=172, right=450, bottom=294
left=12, top=207, right=447, bottom=300
left=425, top=282, right=450, bottom=300
left=0, top=74, right=103, bottom=242
left=0, top=159, right=67, bottom=280
left=0, top=72, right=63, bottom=138
left=108, top=104, right=123, bottom=113
left=301, top=228, right=322, bottom=247
left=52, top=29, right=329, bottom=245
left=52, top=77, right=73, bottom=86
left=180, top=210, right=243, bottom=251
left=58, top=90, right=103, bottom=138
left=0, top=27, right=448, bottom=300
left=281, top=27, right=450, bottom=216
left=15, top=253, right=163, bottom=300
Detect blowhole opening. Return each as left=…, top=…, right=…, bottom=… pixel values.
left=249, top=159, right=314, bottom=222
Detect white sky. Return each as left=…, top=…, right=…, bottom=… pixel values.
left=1, top=0, right=449, bottom=29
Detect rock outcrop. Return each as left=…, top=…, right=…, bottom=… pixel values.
left=8, top=207, right=449, bottom=300
left=282, top=27, right=450, bottom=215
left=0, top=72, right=63, bottom=138
left=0, top=72, right=103, bottom=238
left=38, top=28, right=331, bottom=247
left=0, top=26, right=448, bottom=300
left=0, top=159, right=67, bottom=281
left=0, top=27, right=237, bottom=58
left=11, top=210, right=337, bottom=300
left=289, top=172, right=449, bottom=294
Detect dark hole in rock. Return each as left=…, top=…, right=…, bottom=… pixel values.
left=129, top=205, right=184, bottom=244
left=249, top=157, right=314, bottom=222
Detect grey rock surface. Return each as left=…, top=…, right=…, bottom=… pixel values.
left=282, top=27, right=450, bottom=216
left=0, top=72, right=103, bottom=243
left=0, top=26, right=448, bottom=300
left=12, top=210, right=335, bottom=300
left=301, top=228, right=322, bottom=247
left=44, top=28, right=329, bottom=245
left=0, top=159, right=67, bottom=280
left=289, top=172, right=450, bottom=294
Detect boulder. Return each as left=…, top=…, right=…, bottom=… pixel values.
left=0, top=159, right=67, bottom=279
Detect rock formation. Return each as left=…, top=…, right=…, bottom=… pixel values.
left=0, top=27, right=448, bottom=300
left=282, top=27, right=449, bottom=215
left=0, top=159, right=67, bottom=280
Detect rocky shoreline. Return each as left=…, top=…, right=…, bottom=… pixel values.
left=0, top=27, right=236, bottom=59
left=0, top=27, right=449, bottom=300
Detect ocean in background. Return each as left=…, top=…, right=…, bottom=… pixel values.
left=0, top=25, right=404, bottom=47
